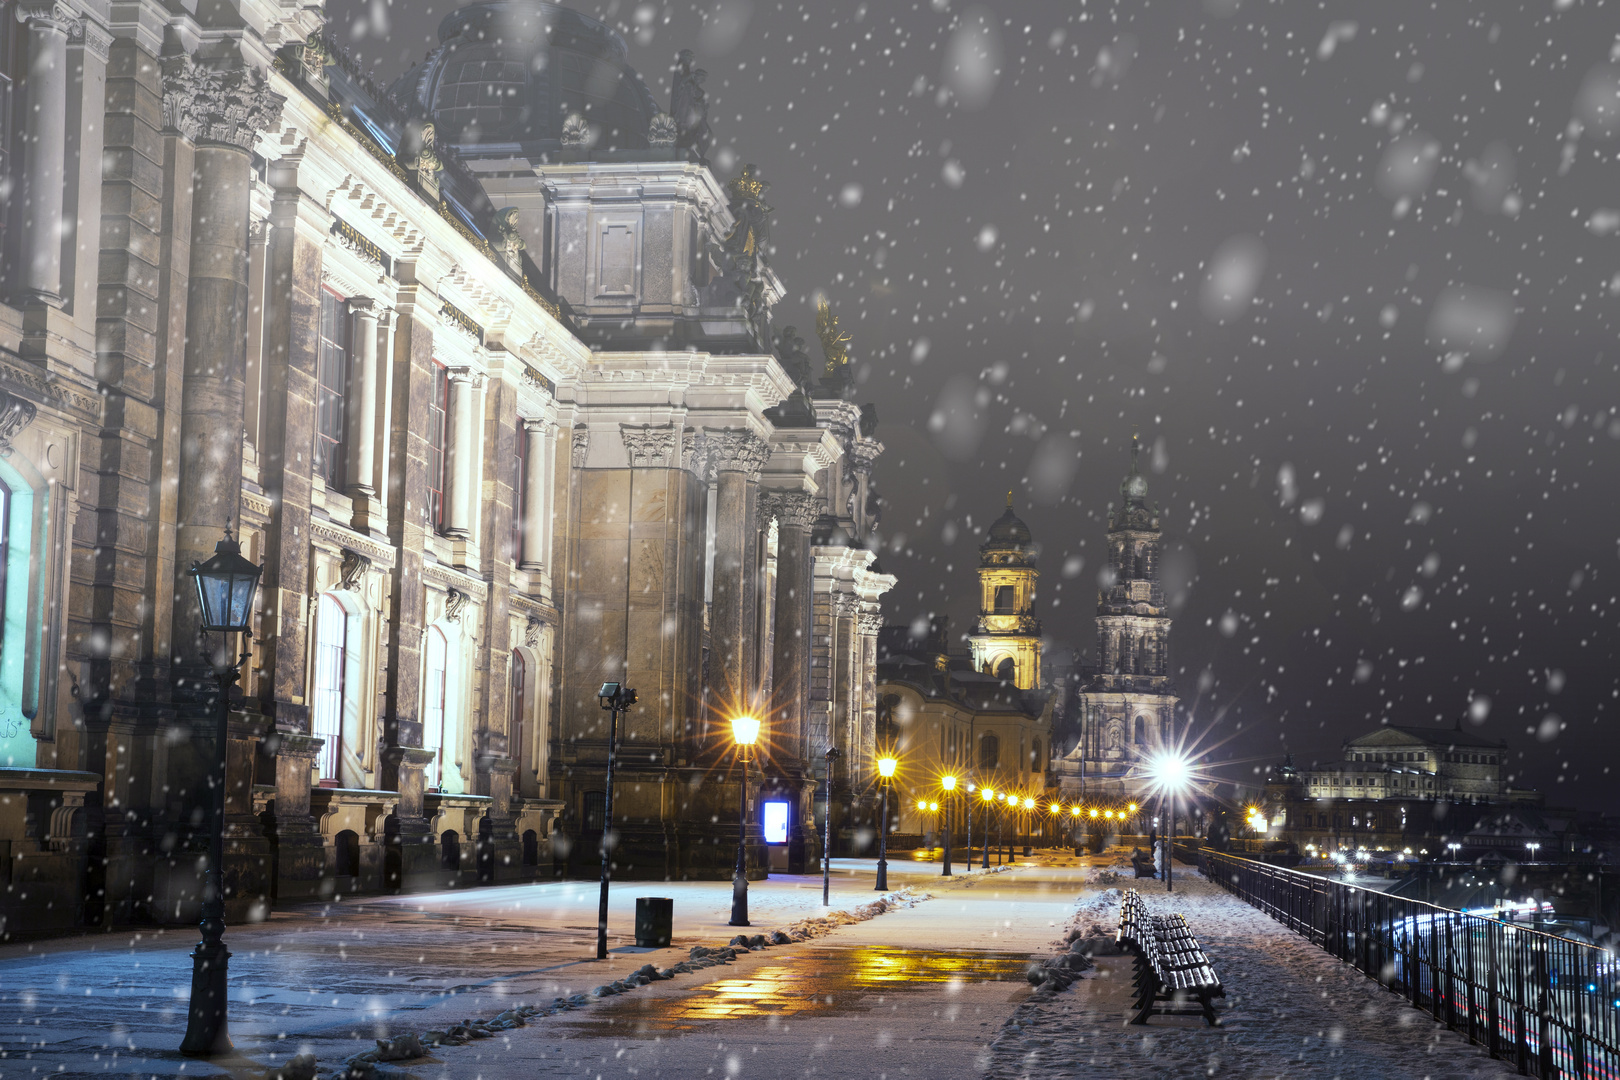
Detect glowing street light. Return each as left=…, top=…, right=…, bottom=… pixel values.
left=1147, top=751, right=1193, bottom=894
left=729, top=715, right=761, bottom=927
left=875, top=755, right=897, bottom=891
left=1446, top=841, right=1462, bottom=861
left=940, top=774, right=957, bottom=877
left=1525, top=841, right=1541, bottom=862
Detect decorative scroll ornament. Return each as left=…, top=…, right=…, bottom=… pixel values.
left=161, top=55, right=286, bottom=150
left=647, top=111, right=678, bottom=149
left=0, top=389, right=38, bottom=457
left=570, top=427, right=590, bottom=469
left=858, top=611, right=885, bottom=636
left=525, top=615, right=543, bottom=647
left=560, top=113, right=591, bottom=148
left=338, top=547, right=372, bottom=592
left=444, top=587, right=467, bottom=623
left=680, top=429, right=709, bottom=478
left=620, top=424, right=677, bottom=468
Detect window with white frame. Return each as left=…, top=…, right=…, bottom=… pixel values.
left=311, top=594, right=347, bottom=782
left=424, top=625, right=449, bottom=790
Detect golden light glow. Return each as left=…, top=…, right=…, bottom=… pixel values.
left=1104, top=810, right=1115, bottom=820
left=1023, top=797, right=1035, bottom=810
left=916, top=799, right=927, bottom=811
left=1089, top=807, right=1099, bottom=819
left=877, top=756, right=897, bottom=779
left=731, top=715, right=761, bottom=746
left=1071, top=806, right=1081, bottom=817
left=981, top=787, right=995, bottom=802
left=1127, top=802, right=1138, bottom=813
left=941, top=774, right=957, bottom=791
left=928, top=801, right=939, bottom=812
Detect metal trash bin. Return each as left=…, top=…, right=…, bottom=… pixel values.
left=635, top=896, right=673, bottom=948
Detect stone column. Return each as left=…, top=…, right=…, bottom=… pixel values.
left=165, top=56, right=283, bottom=685
left=705, top=430, right=768, bottom=711
left=765, top=491, right=819, bottom=762
left=14, top=1, right=79, bottom=305
left=519, top=418, right=550, bottom=571
left=444, top=369, right=480, bottom=540
left=346, top=299, right=382, bottom=508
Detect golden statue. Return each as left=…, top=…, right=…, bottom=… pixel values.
left=816, top=299, right=852, bottom=373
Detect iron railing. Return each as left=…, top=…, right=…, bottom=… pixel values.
left=1191, top=846, right=1619, bottom=1079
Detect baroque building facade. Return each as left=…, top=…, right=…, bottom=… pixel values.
left=1053, top=437, right=1181, bottom=805
left=0, top=0, right=891, bottom=937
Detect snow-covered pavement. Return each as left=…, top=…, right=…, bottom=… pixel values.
left=0, top=852, right=1529, bottom=1079
left=983, top=862, right=1522, bottom=1080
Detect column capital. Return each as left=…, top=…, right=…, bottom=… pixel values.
left=620, top=423, right=677, bottom=468
left=760, top=489, right=820, bottom=532
left=704, top=428, right=769, bottom=480
left=830, top=593, right=860, bottom=619
left=347, top=296, right=382, bottom=315
left=446, top=365, right=485, bottom=389
left=161, top=54, right=285, bottom=150
left=522, top=415, right=553, bottom=435
left=72, top=20, right=111, bottom=62
left=858, top=611, right=884, bottom=636
left=570, top=426, right=590, bottom=468
left=15, top=2, right=81, bottom=34
left=680, top=429, right=709, bottom=478
left=848, top=439, right=884, bottom=473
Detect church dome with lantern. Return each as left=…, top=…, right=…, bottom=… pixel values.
left=386, top=1, right=661, bottom=154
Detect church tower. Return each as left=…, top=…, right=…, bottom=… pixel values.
left=968, top=494, right=1042, bottom=690
left=1063, top=436, right=1180, bottom=800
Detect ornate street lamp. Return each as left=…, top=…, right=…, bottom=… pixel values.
left=1022, top=796, right=1035, bottom=857
left=940, top=774, right=956, bottom=877
left=980, top=787, right=994, bottom=868
left=730, top=715, right=761, bottom=926
left=875, top=755, right=897, bottom=891
left=595, top=682, right=637, bottom=958
left=964, top=781, right=975, bottom=872
left=180, top=525, right=262, bottom=1058
left=821, top=745, right=840, bottom=905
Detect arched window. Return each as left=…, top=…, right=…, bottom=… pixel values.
left=978, top=733, right=999, bottom=772
left=311, top=594, right=347, bottom=782
left=994, top=657, right=1015, bottom=682
left=1029, top=738, right=1042, bottom=773
left=424, top=626, right=449, bottom=790
left=510, top=649, right=526, bottom=772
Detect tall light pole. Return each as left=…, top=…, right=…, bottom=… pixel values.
left=980, top=787, right=994, bottom=868
left=1022, top=796, right=1035, bottom=857
left=940, top=774, right=956, bottom=876
left=1149, top=751, right=1191, bottom=895
left=1525, top=841, right=1541, bottom=862
left=875, top=755, right=896, bottom=890
left=180, top=526, right=262, bottom=1058
left=821, top=745, right=840, bottom=906
left=964, top=781, right=975, bottom=872
left=729, top=715, right=761, bottom=927
left=595, top=682, right=637, bottom=959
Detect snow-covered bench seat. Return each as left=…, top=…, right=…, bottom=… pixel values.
left=1115, top=889, right=1224, bottom=1026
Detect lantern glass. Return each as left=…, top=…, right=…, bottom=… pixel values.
left=190, top=532, right=261, bottom=634
left=731, top=715, right=761, bottom=747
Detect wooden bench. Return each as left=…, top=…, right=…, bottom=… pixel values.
left=1114, top=889, right=1224, bottom=1025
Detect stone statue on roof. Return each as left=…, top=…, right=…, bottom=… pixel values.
left=816, top=300, right=855, bottom=398
left=670, top=49, right=712, bottom=164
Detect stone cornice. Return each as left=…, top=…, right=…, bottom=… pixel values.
left=422, top=560, right=489, bottom=603
left=309, top=518, right=398, bottom=571
left=0, top=355, right=99, bottom=421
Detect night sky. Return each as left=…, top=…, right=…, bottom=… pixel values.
left=329, top=0, right=1620, bottom=812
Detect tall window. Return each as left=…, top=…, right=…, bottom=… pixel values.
left=978, top=733, right=999, bottom=772
left=993, top=584, right=1015, bottom=613
left=311, top=594, right=347, bottom=781
left=424, top=626, right=448, bottom=790
left=509, top=649, right=526, bottom=771
left=510, top=423, right=527, bottom=561
left=426, top=361, right=449, bottom=530
left=314, top=290, right=349, bottom=489
left=1029, top=738, right=1042, bottom=773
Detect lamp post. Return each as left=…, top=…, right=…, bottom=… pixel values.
left=1149, top=751, right=1190, bottom=895
left=875, top=755, right=896, bottom=891
left=594, top=682, right=637, bottom=960
left=1071, top=804, right=1081, bottom=851
left=821, top=745, right=840, bottom=906
left=1048, top=803, right=1062, bottom=849
left=964, top=780, right=975, bottom=873
left=1525, top=841, right=1541, bottom=862
left=940, top=774, right=956, bottom=877
left=729, top=715, right=761, bottom=927
left=1446, top=841, right=1462, bottom=861
left=980, top=787, right=994, bottom=868
left=180, top=525, right=263, bottom=1058
left=1022, top=796, right=1035, bottom=857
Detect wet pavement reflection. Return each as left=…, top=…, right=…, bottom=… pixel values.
left=560, top=946, right=1032, bottom=1035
